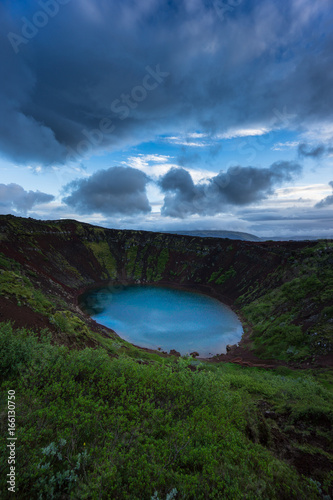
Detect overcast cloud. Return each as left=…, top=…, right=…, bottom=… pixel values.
left=159, top=161, right=302, bottom=217
left=63, top=166, right=151, bottom=216
left=0, top=0, right=332, bottom=238
left=0, top=183, right=54, bottom=214
left=1, top=0, right=333, bottom=165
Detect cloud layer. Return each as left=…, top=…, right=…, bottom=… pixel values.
left=0, top=183, right=54, bottom=214
left=1, top=0, right=333, bottom=165
left=159, top=162, right=302, bottom=217
left=315, top=181, right=333, bottom=208
left=298, top=143, right=333, bottom=159
left=63, top=166, right=151, bottom=216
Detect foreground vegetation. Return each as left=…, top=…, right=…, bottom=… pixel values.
left=1, top=323, right=332, bottom=499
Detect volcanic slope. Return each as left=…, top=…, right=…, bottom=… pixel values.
left=0, top=214, right=332, bottom=499
left=0, top=214, right=331, bottom=364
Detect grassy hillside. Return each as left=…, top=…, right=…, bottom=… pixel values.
left=0, top=215, right=332, bottom=498
left=0, top=215, right=331, bottom=362
left=1, top=323, right=332, bottom=499
left=239, top=241, right=333, bottom=361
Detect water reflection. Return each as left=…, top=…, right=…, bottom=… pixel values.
left=80, top=285, right=243, bottom=357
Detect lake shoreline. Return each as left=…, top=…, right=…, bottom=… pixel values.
left=79, top=283, right=244, bottom=358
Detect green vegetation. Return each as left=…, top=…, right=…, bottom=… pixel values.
left=177, top=263, right=188, bottom=276
left=0, top=217, right=332, bottom=498
left=146, top=254, right=155, bottom=281
left=145, top=249, right=169, bottom=282
left=74, top=223, right=87, bottom=236
left=49, top=311, right=95, bottom=346
left=208, top=270, right=220, bottom=282
left=157, top=248, right=169, bottom=276
left=125, top=244, right=138, bottom=276
left=50, top=252, right=85, bottom=285
left=0, top=269, right=53, bottom=314
left=241, top=243, right=333, bottom=361
left=209, top=267, right=236, bottom=285
left=85, top=241, right=117, bottom=279
left=130, top=244, right=149, bottom=280
left=133, top=259, right=144, bottom=280
left=0, top=251, right=21, bottom=271
left=1, top=322, right=332, bottom=499
left=0, top=252, right=14, bottom=270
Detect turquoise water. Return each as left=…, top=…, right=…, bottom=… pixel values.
left=81, top=285, right=243, bottom=357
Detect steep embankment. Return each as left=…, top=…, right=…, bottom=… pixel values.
left=1, top=215, right=333, bottom=499
left=0, top=214, right=332, bottom=364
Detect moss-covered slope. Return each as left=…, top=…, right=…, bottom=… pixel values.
left=0, top=215, right=332, bottom=499
left=0, top=214, right=332, bottom=362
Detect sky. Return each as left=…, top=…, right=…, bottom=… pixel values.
left=0, top=0, right=333, bottom=239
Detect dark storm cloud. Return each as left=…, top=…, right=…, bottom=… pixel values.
left=1, top=0, right=333, bottom=165
left=0, top=183, right=54, bottom=214
left=315, top=181, right=333, bottom=208
left=63, top=166, right=151, bottom=215
left=298, top=143, right=333, bottom=159
left=159, top=161, right=302, bottom=217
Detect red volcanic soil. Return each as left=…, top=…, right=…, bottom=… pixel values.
left=0, top=296, right=56, bottom=333
left=0, top=214, right=332, bottom=368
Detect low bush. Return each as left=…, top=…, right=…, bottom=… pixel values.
left=1, top=323, right=331, bottom=499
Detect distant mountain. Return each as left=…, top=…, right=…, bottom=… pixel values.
left=161, top=230, right=262, bottom=241
left=260, top=235, right=331, bottom=241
